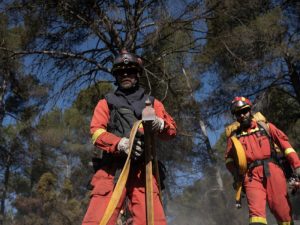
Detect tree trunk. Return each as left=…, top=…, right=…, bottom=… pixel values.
left=199, top=120, right=216, bottom=162
left=0, top=79, right=7, bottom=124
left=199, top=119, right=224, bottom=191
left=0, top=162, right=10, bottom=225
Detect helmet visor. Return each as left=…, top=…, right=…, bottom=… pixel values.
left=234, top=107, right=250, bottom=117
left=231, top=100, right=251, bottom=114
left=113, top=67, right=139, bottom=77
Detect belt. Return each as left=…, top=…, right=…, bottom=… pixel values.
left=248, top=158, right=276, bottom=177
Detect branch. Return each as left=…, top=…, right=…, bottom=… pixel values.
left=93, top=2, right=123, bottom=50
left=0, top=47, right=109, bottom=73
left=221, top=40, right=247, bottom=65
left=62, top=2, right=118, bottom=54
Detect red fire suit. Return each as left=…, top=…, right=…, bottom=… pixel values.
left=82, top=97, right=176, bottom=225
left=225, top=120, right=300, bottom=225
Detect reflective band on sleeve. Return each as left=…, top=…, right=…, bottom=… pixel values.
left=92, top=128, right=106, bottom=144
left=249, top=216, right=267, bottom=224
left=225, top=158, right=234, bottom=164
left=284, top=148, right=296, bottom=156
left=138, top=123, right=143, bottom=129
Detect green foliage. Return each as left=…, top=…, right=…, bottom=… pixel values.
left=256, top=88, right=300, bottom=130
left=62, top=178, right=73, bottom=200
left=11, top=175, right=31, bottom=195
left=73, top=82, right=113, bottom=115
left=255, top=87, right=300, bottom=152
left=11, top=103, right=91, bottom=224
left=36, top=172, right=57, bottom=202
left=198, top=0, right=300, bottom=129
left=201, top=3, right=283, bottom=77
left=13, top=172, right=84, bottom=225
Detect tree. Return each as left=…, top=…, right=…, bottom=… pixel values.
left=196, top=0, right=300, bottom=127
left=1, top=0, right=218, bottom=193
left=11, top=82, right=113, bottom=224
left=1, top=0, right=210, bottom=104
left=0, top=10, right=49, bottom=225
left=13, top=172, right=83, bottom=225
left=0, top=11, right=47, bottom=124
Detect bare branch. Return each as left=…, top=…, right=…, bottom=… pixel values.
left=0, top=47, right=109, bottom=73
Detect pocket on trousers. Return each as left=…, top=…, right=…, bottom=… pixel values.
left=90, top=170, right=114, bottom=196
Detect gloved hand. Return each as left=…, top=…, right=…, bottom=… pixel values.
left=152, top=117, right=164, bottom=132
left=131, top=139, right=144, bottom=160
left=295, top=167, right=300, bottom=178
left=117, top=137, right=130, bottom=154
left=131, top=131, right=144, bottom=160
left=117, top=136, right=144, bottom=160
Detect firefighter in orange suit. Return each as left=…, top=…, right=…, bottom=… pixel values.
left=225, top=96, right=300, bottom=225
left=82, top=50, right=177, bottom=225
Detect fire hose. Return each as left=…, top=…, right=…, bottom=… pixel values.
left=230, top=136, right=247, bottom=209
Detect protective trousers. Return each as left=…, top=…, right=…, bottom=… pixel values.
left=82, top=165, right=166, bottom=225
left=244, top=163, right=293, bottom=225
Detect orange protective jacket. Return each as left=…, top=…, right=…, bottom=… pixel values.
left=225, top=120, right=300, bottom=172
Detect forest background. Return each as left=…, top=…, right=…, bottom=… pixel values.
left=0, top=0, right=300, bottom=224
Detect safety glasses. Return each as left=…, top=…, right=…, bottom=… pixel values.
left=235, top=107, right=250, bottom=117
left=114, top=68, right=139, bottom=76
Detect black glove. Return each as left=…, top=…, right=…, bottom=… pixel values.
left=131, top=132, right=145, bottom=160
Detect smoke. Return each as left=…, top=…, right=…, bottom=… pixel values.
left=165, top=166, right=300, bottom=225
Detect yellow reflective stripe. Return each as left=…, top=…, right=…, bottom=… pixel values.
left=251, top=127, right=260, bottom=133
left=138, top=123, right=143, bottom=129
left=284, top=148, right=295, bottom=156
left=240, top=131, right=247, bottom=135
left=92, top=128, right=106, bottom=144
left=278, top=221, right=292, bottom=225
left=240, top=127, right=259, bottom=136
left=249, top=216, right=267, bottom=224
left=225, top=157, right=234, bottom=164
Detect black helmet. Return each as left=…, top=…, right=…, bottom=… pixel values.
left=111, top=49, right=143, bottom=75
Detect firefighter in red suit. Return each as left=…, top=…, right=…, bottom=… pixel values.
left=82, top=50, right=177, bottom=225
left=225, top=97, right=300, bottom=225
